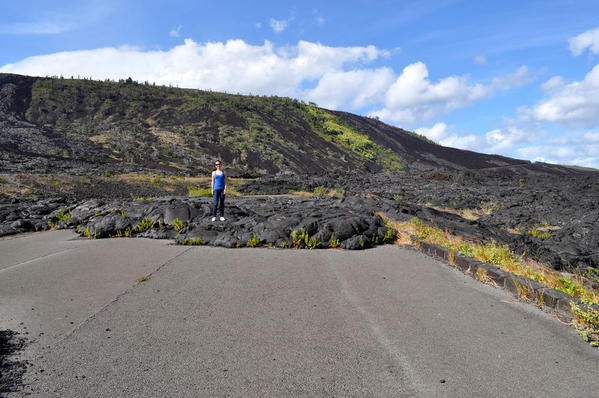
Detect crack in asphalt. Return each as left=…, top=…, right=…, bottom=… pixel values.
left=323, top=254, right=427, bottom=397
left=44, top=246, right=193, bottom=349
left=0, top=248, right=75, bottom=273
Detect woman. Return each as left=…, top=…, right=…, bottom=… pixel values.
left=211, top=160, right=226, bottom=222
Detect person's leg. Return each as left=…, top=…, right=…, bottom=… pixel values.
left=212, top=190, right=219, bottom=217
left=219, top=191, right=225, bottom=217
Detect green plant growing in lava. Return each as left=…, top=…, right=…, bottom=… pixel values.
left=247, top=233, right=262, bottom=248
left=133, top=217, right=154, bottom=233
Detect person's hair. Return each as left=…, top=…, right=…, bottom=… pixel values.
left=213, top=159, right=222, bottom=172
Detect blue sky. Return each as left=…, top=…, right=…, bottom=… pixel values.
left=2, top=0, right=599, bottom=168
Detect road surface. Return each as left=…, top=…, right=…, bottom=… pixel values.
left=1, top=230, right=598, bottom=397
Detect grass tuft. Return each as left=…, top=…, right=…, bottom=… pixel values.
left=134, top=275, right=150, bottom=283
left=180, top=237, right=205, bottom=245
left=278, top=240, right=290, bottom=248
left=133, top=217, right=154, bottom=233
left=328, top=236, right=340, bottom=248
left=56, top=208, right=72, bottom=222
left=188, top=186, right=212, bottom=197
left=306, top=236, right=322, bottom=249
left=291, top=229, right=309, bottom=248
left=173, top=218, right=184, bottom=233
left=247, top=233, right=262, bottom=248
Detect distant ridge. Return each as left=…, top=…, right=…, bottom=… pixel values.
left=0, top=73, right=595, bottom=176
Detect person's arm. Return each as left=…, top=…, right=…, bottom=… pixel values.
left=211, top=171, right=214, bottom=195
left=223, top=175, right=227, bottom=195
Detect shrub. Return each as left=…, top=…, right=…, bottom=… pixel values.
left=359, top=236, right=366, bottom=248
left=247, top=233, right=262, bottom=248
left=393, top=194, right=403, bottom=202
left=56, top=209, right=72, bottom=222
left=83, top=227, right=96, bottom=239
left=381, top=228, right=395, bottom=244
left=181, top=237, right=205, bottom=245
left=278, top=240, right=290, bottom=248
left=291, top=228, right=309, bottom=248
left=554, top=277, right=595, bottom=301
left=306, top=236, right=322, bottom=249
left=472, top=242, right=519, bottom=269
left=458, top=245, right=475, bottom=257
left=329, top=188, right=345, bottom=198
left=304, top=105, right=404, bottom=171
left=133, top=217, right=154, bottom=233
left=328, top=236, right=340, bottom=248
left=527, top=229, right=552, bottom=239
left=313, top=186, right=328, bottom=197
left=570, top=302, right=599, bottom=346
left=571, top=302, right=599, bottom=330
left=173, top=218, right=184, bottom=232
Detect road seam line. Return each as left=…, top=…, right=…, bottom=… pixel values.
left=0, top=248, right=75, bottom=274
left=44, top=246, right=193, bottom=348
left=323, top=252, right=428, bottom=397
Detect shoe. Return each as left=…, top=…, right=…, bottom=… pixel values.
left=220, top=217, right=226, bottom=221
left=211, top=217, right=216, bottom=222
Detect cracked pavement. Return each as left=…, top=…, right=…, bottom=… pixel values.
left=1, top=230, right=598, bottom=397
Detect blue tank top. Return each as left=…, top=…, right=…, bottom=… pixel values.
left=213, top=171, right=225, bottom=190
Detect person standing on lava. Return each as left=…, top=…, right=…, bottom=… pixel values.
left=211, top=160, right=226, bottom=222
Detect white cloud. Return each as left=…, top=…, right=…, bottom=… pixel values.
left=583, top=131, right=599, bottom=142
left=488, top=66, right=532, bottom=90
left=415, top=121, right=599, bottom=168
left=0, top=21, right=73, bottom=35
left=369, top=63, right=531, bottom=125
left=415, top=123, right=479, bottom=150
left=316, top=16, right=326, bottom=25
left=415, top=123, right=536, bottom=154
left=483, top=126, right=532, bottom=152
left=255, top=22, right=262, bottom=29
left=548, top=131, right=599, bottom=145
left=520, top=65, right=599, bottom=128
left=513, top=128, right=599, bottom=169
left=304, top=68, right=395, bottom=109
left=540, top=76, right=565, bottom=92
left=569, top=26, right=599, bottom=55
left=169, top=25, right=182, bottom=38
left=0, top=38, right=530, bottom=128
left=0, top=39, right=388, bottom=98
left=269, top=18, right=288, bottom=33
left=474, top=55, right=486, bottom=65
left=517, top=138, right=599, bottom=169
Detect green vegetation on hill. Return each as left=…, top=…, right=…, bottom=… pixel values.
left=304, top=106, right=405, bottom=172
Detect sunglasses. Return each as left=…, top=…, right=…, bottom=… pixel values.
left=215, top=164, right=221, bottom=166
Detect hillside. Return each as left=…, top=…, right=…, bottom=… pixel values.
left=0, top=73, right=594, bottom=176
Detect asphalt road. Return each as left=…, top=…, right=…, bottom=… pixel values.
left=1, top=230, right=598, bottom=397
